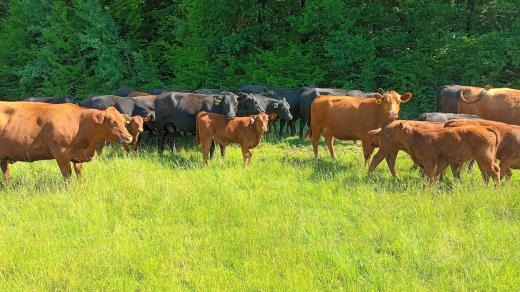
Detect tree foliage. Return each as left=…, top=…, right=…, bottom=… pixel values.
left=0, top=0, right=518, bottom=117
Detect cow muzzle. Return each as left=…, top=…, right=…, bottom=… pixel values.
left=120, top=136, right=133, bottom=144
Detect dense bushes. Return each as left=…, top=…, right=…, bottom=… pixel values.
left=0, top=0, right=518, bottom=118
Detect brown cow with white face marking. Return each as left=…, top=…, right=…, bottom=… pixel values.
left=0, top=102, right=132, bottom=180
left=309, top=91, right=412, bottom=163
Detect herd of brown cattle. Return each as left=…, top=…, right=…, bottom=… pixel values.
left=0, top=85, right=519, bottom=183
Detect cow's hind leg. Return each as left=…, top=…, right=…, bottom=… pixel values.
left=219, top=143, right=226, bottom=158
left=73, top=162, right=83, bottom=181
left=201, top=139, right=212, bottom=166
left=450, top=163, right=463, bottom=180
left=361, top=140, right=375, bottom=166
left=325, top=135, right=336, bottom=159
left=1, top=160, right=10, bottom=179
left=435, top=160, right=449, bottom=181
left=368, top=149, right=385, bottom=174
left=310, top=124, right=322, bottom=159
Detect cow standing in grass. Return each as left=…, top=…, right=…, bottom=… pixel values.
left=196, top=112, right=276, bottom=165
left=309, top=91, right=412, bottom=164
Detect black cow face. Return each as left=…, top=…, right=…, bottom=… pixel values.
left=220, top=92, right=238, bottom=120
left=271, top=98, right=292, bottom=121
left=236, top=93, right=266, bottom=116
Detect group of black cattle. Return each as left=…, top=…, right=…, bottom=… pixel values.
left=24, top=85, right=396, bottom=152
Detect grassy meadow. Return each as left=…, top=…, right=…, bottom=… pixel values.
left=0, top=133, right=519, bottom=290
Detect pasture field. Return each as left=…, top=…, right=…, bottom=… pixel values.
left=0, top=134, right=519, bottom=290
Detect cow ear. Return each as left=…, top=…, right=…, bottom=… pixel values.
left=373, top=93, right=383, bottom=104
left=268, top=113, right=277, bottom=121
left=93, top=112, right=105, bottom=124
left=249, top=115, right=256, bottom=124
left=143, top=116, right=150, bottom=122
left=399, top=92, right=412, bottom=103
left=122, top=114, right=130, bottom=120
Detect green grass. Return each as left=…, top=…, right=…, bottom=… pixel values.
left=0, top=134, right=519, bottom=290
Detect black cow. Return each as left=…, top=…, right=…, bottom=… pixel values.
left=418, top=112, right=481, bottom=122
left=154, top=91, right=239, bottom=154
left=437, top=85, right=463, bottom=113
left=264, top=88, right=304, bottom=136
left=80, top=95, right=153, bottom=118
left=239, top=93, right=292, bottom=124
left=238, top=84, right=269, bottom=93
left=195, top=89, right=227, bottom=95
left=24, top=96, right=80, bottom=104
left=116, top=86, right=135, bottom=97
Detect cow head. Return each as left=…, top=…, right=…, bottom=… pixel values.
left=93, top=107, right=133, bottom=144
left=125, top=115, right=149, bottom=138
left=373, top=91, right=412, bottom=121
left=237, top=92, right=266, bottom=115
left=270, top=98, right=292, bottom=121
left=219, top=91, right=239, bottom=120
left=250, top=113, right=277, bottom=135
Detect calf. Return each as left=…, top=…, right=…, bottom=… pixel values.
left=123, top=115, right=150, bottom=152
left=370, top=121, right=500, bottom=182
left=367, top=121, right=445, bottom=177
left=196, top=112, right=276, bottom=165
left=445, top=119, right=520, bottom=179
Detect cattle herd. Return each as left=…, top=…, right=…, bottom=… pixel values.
left=1, top=84, right=519, bottom=184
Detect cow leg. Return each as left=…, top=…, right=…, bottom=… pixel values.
left=450, top=163, right=462, bottom=180
left=209, top=140, right=216, bottom=159
left=435, top=160, right=449, bottom=181
left=56, top=158, right=72, bottom=180
left=157, top=129, right=167, bottom=154
left=299, top=118, right=307, bottom=140
left=279, top=120, right=286, bottom=136
left=325, top=135, right=336, bottom=159
left=241, top=146, right=252, bottom=165
left=170, top=131, right=178, bottom=154
left=310, top=123, right=321, bottom=159
left=478, top=159, right=500, bottom=184
left=423, top=163, right=436, bottom=182
left=133, top=135, right=140, bottom=151
left=1, top=160, right=10, bottom=179
left=123, top=144, right=130, bottom=153
left=368, top=149, right=385, bottom=174
left=73, top=162, right=83, bottom=181
left=386, top=152, right=399, bottom=178
left=499, top=159, right=513, bottom=180
left=220, top=143, right=226, bottom=158
left=201, top=140, right=211, bottom=166
left=361, top=140, right=374, bottom=166
left=289, top=120, right=297, bottom=136
left=467, top=160, right=475, bottom=172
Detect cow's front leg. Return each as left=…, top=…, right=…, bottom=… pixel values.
left=73, top=162, right=83, bottom=181
left=1, top=160, right=10, bottom=179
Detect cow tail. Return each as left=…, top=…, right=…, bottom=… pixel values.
left=485, top=126, right=500, bottom=153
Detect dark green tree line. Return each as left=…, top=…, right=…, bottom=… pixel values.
left=0, top=0, right=518, bottom=118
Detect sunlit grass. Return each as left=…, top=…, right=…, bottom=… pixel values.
left=0, top=133, right=519, bottom=290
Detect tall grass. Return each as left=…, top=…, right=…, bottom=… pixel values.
left=0, top=134, right=519, bottom=290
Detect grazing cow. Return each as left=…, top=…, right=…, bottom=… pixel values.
left=370, top=121, right=500, bottom=182
left=309, top=91, right=412, bottom=163
left=418, top=112, right=481, bottom=122
left=240, top=93, right=292, bottom=122
left=458, top=87, right=520, bottom=125
left=24, top=96, right=80, bottom=104
left=368, top=121, right=454, bottom=178
left=445, top=119, right=520, bottom=179
left=196, top=112, right=276, bottom=165
left=154, top=91, right=240, bottom=154
left=0, top=102, right=132, bottom=180
left=367, top=121, right=445, bottom=176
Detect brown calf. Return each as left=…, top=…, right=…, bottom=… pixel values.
left=367, top=121, right=444, bottom=177
left=196, top=111, right=276, bottom=165
left=370, top=121, right=500, bottom=183
left=123, top=115, right=150, bottom=152
left=445, top=119, right=520, bottom=179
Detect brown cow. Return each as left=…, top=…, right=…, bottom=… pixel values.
left=123, top=115, right=149, bottom=152
left=370, top=121, right=500, bottom=183
left=127, top=91, right=151, bottom=97
left=0, top=102, right=132, bottom=180
left=445, top=119, right=520, bottom=179
left=367, top=121, right=445, bottom=177
left=458, top=87, right=520, bottom=125
left=309, top=91, right=412, bottom=163
left=196, top=111, right=276, bottom=165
